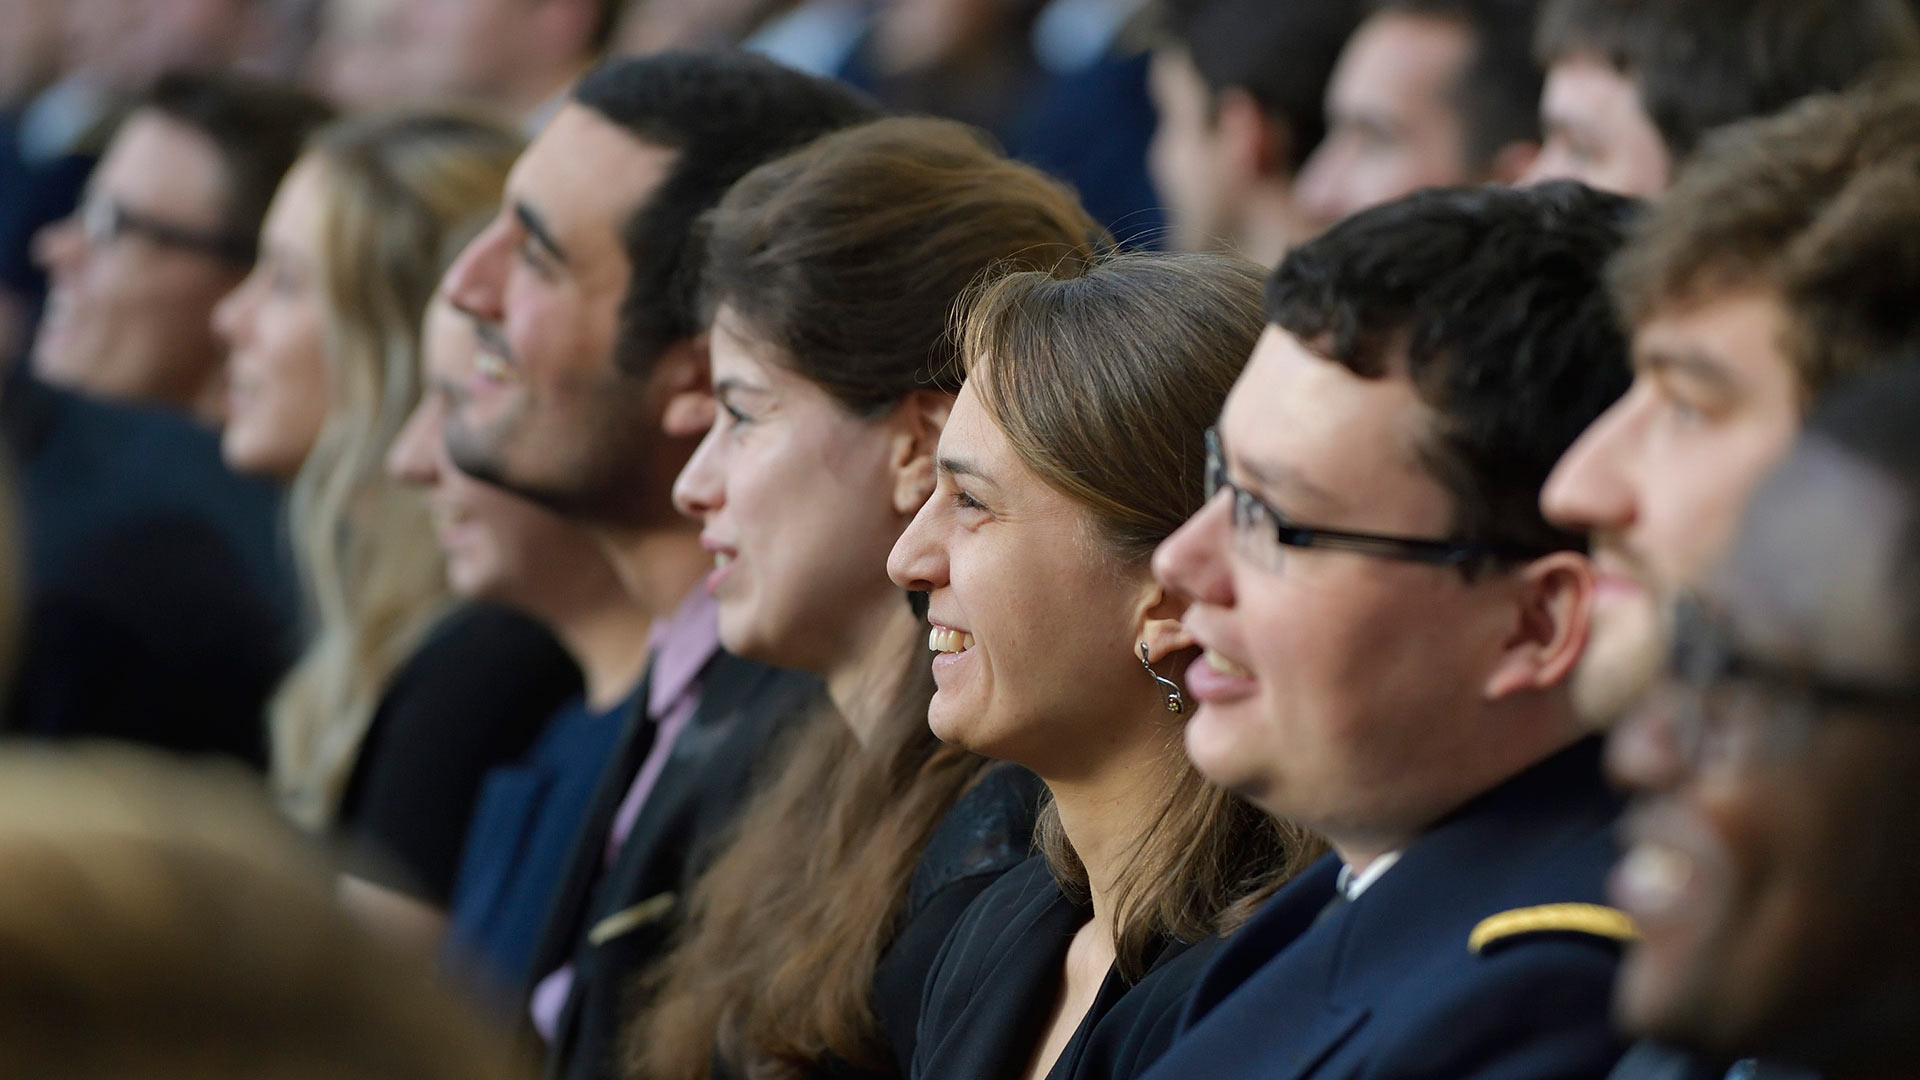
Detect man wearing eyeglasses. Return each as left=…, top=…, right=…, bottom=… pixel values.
left=1146, top=181, right=1639, bottom=1080
left=29, top=71, right=328, bottom=424
left=1603, top=362, right=1920, bottom=1080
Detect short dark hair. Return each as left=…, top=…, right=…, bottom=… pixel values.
left=1161, top=0, right=1366, bottom=172
left=1536, top=0, right=1920, bottom=162
left=1266, top=181, right=1636, bottom=562
left=569, top=51, right=882, bottom=377
left=1376, top=0, right=1545, bottom=169
left=142, top=71, right=336, bottom=255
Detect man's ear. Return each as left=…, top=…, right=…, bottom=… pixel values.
left=1215, top=88, right=1290, bottom=185
left=1483, top=550, right=1593, bottom=701
left=1485, top=139, right=1542, bottom=186
left=889, top=389, right=954, bottom=516
left=656, top=333, right=716, bottom=437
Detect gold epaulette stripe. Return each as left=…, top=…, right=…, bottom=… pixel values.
left=1468, top=903, right=1639, bottom=954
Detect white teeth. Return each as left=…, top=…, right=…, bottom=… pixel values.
left=1615, top=844, right=1694, bottom=918
left=928, top=627, right=976, bottom=654
left=714, top=552, right=732, bottom=569
left=474, top=350, right=515, bottom=383
left=1203, top=649, right=1252, bottom=678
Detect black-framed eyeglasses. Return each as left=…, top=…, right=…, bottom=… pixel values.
left=1203, top=427, right=1542, bottom=571
left=1653, top=595, right=1920, bottom=768
left=78, top=199, right=256, bottom=264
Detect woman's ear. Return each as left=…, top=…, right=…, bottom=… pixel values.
left=1135, top=580, right=1196, bottom=664
left=890, top=390, right=955, bottom=516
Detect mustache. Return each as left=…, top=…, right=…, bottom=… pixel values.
left=469, top=318, right=515, bottom=365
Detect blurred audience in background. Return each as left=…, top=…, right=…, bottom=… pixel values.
left=389, top=296, right=655, bottom=995
left=33, top=73, right=331, bottom=422
left=1149, top=0, right=1363, bottom=262
left=1524, top=0, right=1920, bottom=196
left=213, top=109, right=583, bottom=936
left=1294, top=0, right=1543, bottom=233
left=0, top=744, right=529, bottom=1080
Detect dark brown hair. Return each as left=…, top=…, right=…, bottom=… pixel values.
left=1610, top=77, right=1920, bottom=400
left=631, top=117, right=1103, bottom=1080
left=960, top=252, right=1327, bottom=980
left=1536, top=0, right=1920, bottom=163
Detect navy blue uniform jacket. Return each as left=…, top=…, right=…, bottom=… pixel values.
left=1141, top=737, right=1630, bottom=1080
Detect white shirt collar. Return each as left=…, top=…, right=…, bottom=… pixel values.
left=1335, top=850, right=1404, bottom=902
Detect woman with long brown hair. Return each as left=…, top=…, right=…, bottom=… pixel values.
left=633, top=117, right=1101, bottom=1080
left=887, top=253, right=1324, bottom=1080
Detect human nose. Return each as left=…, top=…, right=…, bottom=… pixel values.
left=1153, top=494, right=1235, bottom=608
left=1542, top=387, right=1649, bottom=535
left=441, top=215, right=511, bottom=326
left=887, top=497, right=949, bottom=593
left=32, top=215, right=86, bottom=276
left=671, top=424, right=726, bottom=522
left=386, top=396, right=443, bottom=487
left=212, top=273, right=257, bottom=353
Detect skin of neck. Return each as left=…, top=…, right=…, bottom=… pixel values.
left=1043, top=706, right=1185, bottom=940
left=824, top=591, right=923, bottom=746
left=592, top=520, right=709, bottom=625
left=1239, top=180, right=1316, bottom=267
left=1321, top=695, right=1588, bottom=875
left=548, top=595, right=656, bottom=712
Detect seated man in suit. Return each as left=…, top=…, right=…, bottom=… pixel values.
left=1148, top=181, right=1641, bottom=1080
left=1603, top=363, right=1920, bottom=1080
left=435, top=52, right=876, bottom=1080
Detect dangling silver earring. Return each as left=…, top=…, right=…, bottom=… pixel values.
left=1138, top=642, right=1187, bottom=715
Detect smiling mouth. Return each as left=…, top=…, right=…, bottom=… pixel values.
left=1202, top=649, right=1252, bottom=678
left=929, top=627, right=975, bottom=654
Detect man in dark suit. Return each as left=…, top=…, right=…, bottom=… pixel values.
left=1147, top=182, right=1641, bottom=1079
left=436, top=52, right=878, bottom=1080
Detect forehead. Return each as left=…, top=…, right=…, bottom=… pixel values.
left=95, top=110, right=226, bottom=213
left=1543, top=51, right=1644, bottom=123
left=1714, top=435, right=1912, bottom=684
left=1219, top=326, right=1445, bottom=518
left=1634, top=288, right=1794, bottom=384
left=1330, top=11, right=1471, bottom=116
left=508, top=104, right=678, bottom=267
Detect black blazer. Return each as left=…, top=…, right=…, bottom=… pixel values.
left=532, top=649, right=819, bottom=1080
left=1140, top=737, right=1632, bottom=1080
left=914, top=855, right=1220, bottom=1080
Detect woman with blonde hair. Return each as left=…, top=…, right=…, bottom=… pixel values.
left=887, top=253, right=1323, bottom=1079
left=215, top=110, right=582, bottom=927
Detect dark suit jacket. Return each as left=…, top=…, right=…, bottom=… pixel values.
left=914, top=854, right=1220, bottom=1080
left=1, top=368, right=294, bottom=764
left=1142, top=737, right=1631, bottom=1080
left=532, top=650, right=818, bottom=1080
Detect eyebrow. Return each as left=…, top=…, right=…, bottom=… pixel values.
left=514, top=200, right=568, bottom=265
left=1225, top=441, right=1342, bottom=514
left=937, top=455, right=996, bottom=487
left=1636, top=347, right=1739, bottom=393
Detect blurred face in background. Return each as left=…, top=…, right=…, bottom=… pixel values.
left=407, top=0, right=531, bottom=98
left=32, top=110, right=248, bottom=414
left=214, top=154, right=333, bottom=480
left=1524, top=51, right=1671, bottom=197
left=1149, top=47, right=1236, bottom=253
left=1293, top=11, right=1473, bottom=233
left=309, top=0, right=433, bottom=110
left=390, top=299, right=616, bottom=607
left=64, top=0, right=260, bottom=93
left=673, top=306, right=938, bottom=674
left=1607, top=436, right=1920, bottom=1067
left=0, top=0, right=63, bottom=106
left=870, top=0, right=1008, bottom=76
